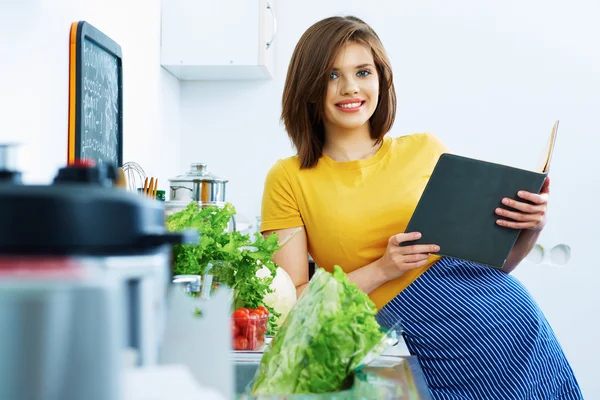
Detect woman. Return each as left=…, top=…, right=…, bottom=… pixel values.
left=260, top=15, right=582, bottom=399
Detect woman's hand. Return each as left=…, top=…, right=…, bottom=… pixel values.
left=495, top=177, right=550, bottom=232
left=378, top=232, right=440, bottom=280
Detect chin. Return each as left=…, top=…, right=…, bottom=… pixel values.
left=334, top=118, right=371, bottom=131
left=339, top=123, right=369, bottom=131
left=326, top=108, right=375, bottom=132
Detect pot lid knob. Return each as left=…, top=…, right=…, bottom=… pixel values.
left=0, top=143, right=22, bottom=183
left=190, top=163, right=208, bottom=174
left=169, top=162, right=227, bottom=183
left=54, top=160, right=116, bottom=186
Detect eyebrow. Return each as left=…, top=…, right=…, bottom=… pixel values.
left=331, top=63, right=375, bottom=71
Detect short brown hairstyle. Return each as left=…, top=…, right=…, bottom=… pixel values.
left=281, top=16, right=397, bottom=169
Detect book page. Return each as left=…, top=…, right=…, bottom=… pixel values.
left=536, top=120, right=559, bottom=173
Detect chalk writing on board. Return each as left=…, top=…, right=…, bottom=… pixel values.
left=80, top=38, right=119, bottom=166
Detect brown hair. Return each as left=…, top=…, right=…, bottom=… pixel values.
left=281, top=16, right=396, bottom=169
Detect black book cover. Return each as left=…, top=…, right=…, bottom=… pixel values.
left=401, top=121, right=558, bottom=269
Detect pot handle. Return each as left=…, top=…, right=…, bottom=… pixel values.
left=170, top=185, right=193, bottom=192
left=138, top=229, right=199, bottom=248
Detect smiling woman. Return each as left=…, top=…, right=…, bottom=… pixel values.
left=280, top=16, right=395, bottom=169
left=260, top=15, right=583, bottom=400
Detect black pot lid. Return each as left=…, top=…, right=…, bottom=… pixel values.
left=0, top=163, right=197, bottom=256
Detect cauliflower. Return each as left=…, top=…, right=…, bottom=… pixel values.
left=256, top=265, right=297, bottom=328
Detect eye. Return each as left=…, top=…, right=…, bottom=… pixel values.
left=357, top=69, right=372, bottom=77
left=329, top=72, right=339, bottom=80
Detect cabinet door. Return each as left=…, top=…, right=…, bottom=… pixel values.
left=257, top=0, right=276, bottom=78
left=161, top=0, right=276, bottom=80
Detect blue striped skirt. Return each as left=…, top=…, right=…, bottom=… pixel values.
left=376, top=257, right=583, bottom=399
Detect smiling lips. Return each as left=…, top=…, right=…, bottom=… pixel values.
left=335, top=99, right=365, bottom=113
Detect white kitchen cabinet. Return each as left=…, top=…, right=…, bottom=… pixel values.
left=160, top=0, right=276, bottom=80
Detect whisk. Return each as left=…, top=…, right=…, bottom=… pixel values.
left=121, top=162, right=146, bottom=192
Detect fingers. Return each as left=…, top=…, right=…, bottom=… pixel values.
left=401, top=244, right=440, bottom=255
left=388, top=233, right=439, bottom=252
left=496, top=189, right=548, bottom=232
left=495, top=206, right=545, bottom=222
left=389, top=232, right=421, bottom=246
left=384, top=233, right=439, bottom=274
left=496, top=207, right=546, bottom=228
left=496, top=184, right=550, bottom=233
left=401, top=252, right=432, bottom=263
left=502, top=194, right=547, bottom=211
left=389, top=251, right=432, bottom=271
left=403, top=259, right=430, bottom=270
left=496, top=219, right=543, bottom=229
left=519, top=190, right=549, bottom=205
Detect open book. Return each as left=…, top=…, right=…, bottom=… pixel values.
left=401, top=121, right=559, bottom=269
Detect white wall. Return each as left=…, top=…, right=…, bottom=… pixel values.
left=1, top=0, right=597, bottom=396
left=180, top=0, right=600, bottom=397
left=0, top=0, right=181, bottom=189
left=179, top=0, right=600, bottom=224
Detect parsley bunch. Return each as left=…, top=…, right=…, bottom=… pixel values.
left=166, top=202, right=281, bottom=333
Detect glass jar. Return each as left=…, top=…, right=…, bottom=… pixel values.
left=200, top=260, right=234, bottom=299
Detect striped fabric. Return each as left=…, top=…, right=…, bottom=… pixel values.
left=376, top=257, right=583, bottom=400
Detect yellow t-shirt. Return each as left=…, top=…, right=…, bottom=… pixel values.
left=260, top=133, right=449, bottom=310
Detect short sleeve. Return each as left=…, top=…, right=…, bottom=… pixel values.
left=260, top=160, right=304, bottom=233
left=424, top=132, right=451, bottom=156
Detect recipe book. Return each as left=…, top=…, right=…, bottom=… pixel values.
left=401, top=121, right=559, bottom=269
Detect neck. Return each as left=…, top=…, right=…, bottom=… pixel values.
left=322, top=124, right=381, bottom=162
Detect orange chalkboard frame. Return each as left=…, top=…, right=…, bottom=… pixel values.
left=68, top=21, right=123, bottom=166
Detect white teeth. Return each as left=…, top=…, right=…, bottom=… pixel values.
left=338, top=102, right=361, bottom=109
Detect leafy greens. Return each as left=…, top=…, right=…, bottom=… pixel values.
left=166, top=202, right=281, bottom=332
left=251, top=266, right=385, bottom=395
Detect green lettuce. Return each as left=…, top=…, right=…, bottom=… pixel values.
left=251, top=266, right=384, bottom=394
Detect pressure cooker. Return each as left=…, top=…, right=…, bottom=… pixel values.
left=0, top=153, right=197, bottom=400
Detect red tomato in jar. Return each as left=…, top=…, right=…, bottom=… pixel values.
left=250, top=310, right=263, bottom=320
left=246, top=325, right=257, bottom=350
left=238, top=325, right=247, bottom=338
left=232, top=308, right=250, bottom=316
left=233, top=336, right=248, bottom=351
left=231, top=322, right=239, bottom=338
left=256, top=306, right=269, bottom=316
left=247, top=313, right=258, bottom=324
left=256, top=323, right=267, bottom=336
left=232, top=309, right=250, bottom=328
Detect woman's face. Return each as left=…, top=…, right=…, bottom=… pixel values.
left=323, top=42, right=380, bottom=133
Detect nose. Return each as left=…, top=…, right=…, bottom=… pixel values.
left=339, top=75, right=359, bottom=96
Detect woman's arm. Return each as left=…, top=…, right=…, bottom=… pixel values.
left=264, top=227, right=310, bottom=298
left=502, top=229, right=542, bottom=273
left=265, top=228, right=439, bottom=297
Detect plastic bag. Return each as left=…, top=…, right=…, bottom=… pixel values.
left=249, top=266, right=402, bottom=396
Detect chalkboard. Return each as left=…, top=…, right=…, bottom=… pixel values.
left=68, top=21, right=123, bottom=167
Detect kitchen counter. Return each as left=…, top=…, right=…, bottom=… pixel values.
left=368, top=355, right=432, bottom=400
left=232, top=346, right=431, bottom=399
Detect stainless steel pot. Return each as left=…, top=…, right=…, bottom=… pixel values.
left=169, top=163, right=228, bottom=204
left=165, top=163, right=237, bottom=231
